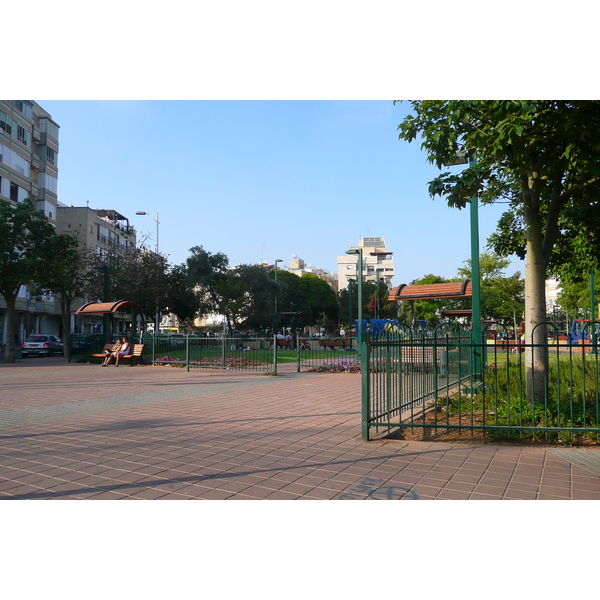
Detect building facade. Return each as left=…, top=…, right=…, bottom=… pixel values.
left=337, top=237, right=395, bottom=291
left=56, top=205, right=137, bottom=334
left=0, top=101, right=61, bottom=344
left=288, top=254, right=338, bottom=292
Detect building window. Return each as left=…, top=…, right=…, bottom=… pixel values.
left=0, top=111, right=12, bottom=135
left=46, top=147, right=56, bottom=165
left=10, top=101, right=33, bottom=119
left=17, top=125, right=27, bottom=145
left=10, top=182, right=18, bottom=202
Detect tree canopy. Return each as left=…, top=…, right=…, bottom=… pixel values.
left=0, top=199, right=58, bottom=362
left=398, top=100, right=600, bottom=400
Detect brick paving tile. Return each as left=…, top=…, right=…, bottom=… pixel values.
left=291, top=475, right=329, bottom=488
left=473, top=483, right=510, bottom=496
left=437, top=489, right=473, bottom=500
left=194, top=489, right=236, bottom=500
left=303, top=488, right=340, bottom=500
left=468, top=493, right=502, bottom=500
left=267, top=471, right=304, bottom=485
left=85, top=490, right=132, bottom=500
left=277, top=482, right=314, bottom=496
left=407, top=484, right=444, bottom=499
left=572, top=490, right=600, bottom=499
left=503, top=491, right=539, bottom=500
left=444, top=480, right=477, bottom=493
left=1, top=484, right=46, bottom=498
left=263, top=491, right=303, bottom=500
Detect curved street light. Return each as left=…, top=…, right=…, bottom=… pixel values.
left=136, top=210, right=160, bottom=334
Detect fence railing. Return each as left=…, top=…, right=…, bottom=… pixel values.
left=363, top=325, right=600, bottom=444
left=69, top=334, right=361, bottom=373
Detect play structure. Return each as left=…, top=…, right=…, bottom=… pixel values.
left=568, top=319, right=600, bottom=343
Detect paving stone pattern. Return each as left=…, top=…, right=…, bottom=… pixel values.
left=1, top=358, right=600, bottom=500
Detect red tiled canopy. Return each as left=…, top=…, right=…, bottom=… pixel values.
left=75, top=300, right=137, bottom=314
left=388, top=280, right=472, bottom=302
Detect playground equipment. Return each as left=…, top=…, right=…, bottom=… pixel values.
left=568, top=319, right=600, bottom=344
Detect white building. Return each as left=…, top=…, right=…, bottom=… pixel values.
left=337, top=237, right=395, bottom=290
left=288, top=254, right=338, bottom=292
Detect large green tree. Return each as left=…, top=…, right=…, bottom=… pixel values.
left=398, top=100, right=600, bottom=400
left=90, top=246, right=171, bottom=335
left=186, top=246, right=229, bottom=319
left=0, top=199, right=58, bottom=363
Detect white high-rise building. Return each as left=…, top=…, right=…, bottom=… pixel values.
left=337, top=237, right=395, bottom=290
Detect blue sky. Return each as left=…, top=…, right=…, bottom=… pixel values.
left=40, top=99, right=525, bottom=285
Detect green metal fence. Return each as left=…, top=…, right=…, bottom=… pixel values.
left=363, top=322, right=600, bottom=444
left=141, top=335, right=275, bottom=372
left=295, top=337, right=360, bottom=373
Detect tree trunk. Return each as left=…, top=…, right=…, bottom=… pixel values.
left=524, top=237, right=549, bottom=403
left=60, top=297, right=72, bottom=361
left=3, top=299, right=17, bottom=363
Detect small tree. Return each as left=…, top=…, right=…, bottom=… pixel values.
left=34, top=233, right=97, bottom=360
left=0, top=199, right=58, bottom=363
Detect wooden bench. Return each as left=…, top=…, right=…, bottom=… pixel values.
left=92, top=343, right=145, bottom=366
left=398, top=346, right=437, bottom=371
left=276, top=338, right=295, bottom=349
left=318, top=339, right=348, bottom=350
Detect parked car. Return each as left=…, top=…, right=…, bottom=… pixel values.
left=21, top=334, right=64, bottom=358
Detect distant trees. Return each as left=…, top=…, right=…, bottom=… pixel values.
left=457, top=251, right=524, bottom=329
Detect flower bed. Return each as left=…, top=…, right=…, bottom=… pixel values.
left=154, top=356, right=270, bottom=369
left=306, top=360, right=361, bottom=373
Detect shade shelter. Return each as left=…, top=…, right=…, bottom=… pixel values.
left=388, top=281, right=473, bottom=325
left=75, top=300, right=137, bottom=315
left=75, top=300, right=138, bottom=342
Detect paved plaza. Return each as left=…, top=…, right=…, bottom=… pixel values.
left=1, top=357, right=600, bottom=500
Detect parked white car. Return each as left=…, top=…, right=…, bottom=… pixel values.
left=21, top=334, right=64, bottom=358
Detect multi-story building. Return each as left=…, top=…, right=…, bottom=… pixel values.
left=0, top=100, right=61, bottom=344
left=545, top=278, right=561, bottom=313
left=56, top=205, right=137, bottom=334
left=288, top=254, right=338, bottom=292
left=337, top=237, right=395, bottom=290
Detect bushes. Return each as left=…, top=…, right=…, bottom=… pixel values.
left=440, top=356, right=600, bottom=441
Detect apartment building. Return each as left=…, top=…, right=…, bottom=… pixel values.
left=337, top=237, right=395, bottom=290
left=56, top=205, right=137, bottom=334
left=0, top=100, right=61, bottom=344
left=288, top=254, right=338, bottom=292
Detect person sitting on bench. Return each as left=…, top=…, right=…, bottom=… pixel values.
left=101, top=337, right=123, bottom=366
left=114, top=336, right=130, bottom=367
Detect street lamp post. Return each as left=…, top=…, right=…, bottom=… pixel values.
left=346, top=248, right=363, bottom=345
left=274, top=259, right=283, bottom=330
left=468, top=153, right=482, bottom=379
left=443, top=151, right=482, bottom=381
left=348, top=278, right=356, bottom=350
left=93, top=264, right=110, bottom=344
left=136, top=211, right=160, bottom=335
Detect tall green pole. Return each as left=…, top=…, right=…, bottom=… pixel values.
left=469, top=153, right=482, bottom=380
left=348, top=278, right=355, bottom=350
left=93, top=265, right=110, bottom=345
left=591, top=271, right=596, bottom=352
left=357, top=249, right=363, bottom=345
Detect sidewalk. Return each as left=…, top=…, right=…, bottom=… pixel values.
left=1, top=357, right=600, bottom=500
